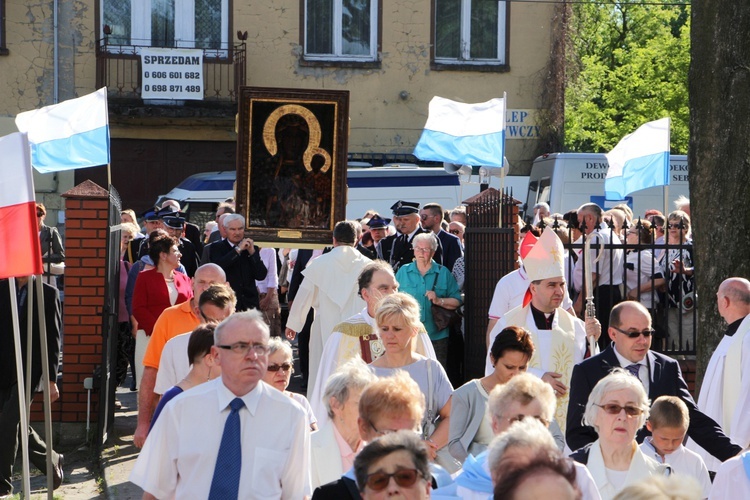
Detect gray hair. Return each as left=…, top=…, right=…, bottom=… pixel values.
left=214, top=310, right=269, bottom=345
left=323, top=357, right=376, bottom=420
left=488, top=373, right=556, bottom=425
left=267, top=336, right=293, bottom=360
left=222, top=213, right=246, bottom=228
left=486, top=418, right=558, bottom=482
left=412, top=232, right=438, bottom=252
left=584, top=368, right=650, bottom=433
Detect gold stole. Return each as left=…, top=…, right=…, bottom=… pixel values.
left=504, top=305, right=576, bottom=433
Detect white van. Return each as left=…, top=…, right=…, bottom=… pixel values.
left=157, top=165, right=528, bottom=223
left=524, top=152, right=689, bottom=219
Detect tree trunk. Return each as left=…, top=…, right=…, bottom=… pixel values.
left=689, top=2, right=750, bottom=387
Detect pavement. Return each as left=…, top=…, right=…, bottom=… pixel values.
left=9, top=343, right=307, bottom=499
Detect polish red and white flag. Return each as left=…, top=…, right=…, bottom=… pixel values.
left=0, top=132, right=44, bottom=279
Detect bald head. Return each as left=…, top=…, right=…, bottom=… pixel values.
left=717, top=278, right=750, bottom=324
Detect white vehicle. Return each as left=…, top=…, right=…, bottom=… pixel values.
left=524, top=152, right=689, bottom=219
left=157, top=164, right=529, bottom=223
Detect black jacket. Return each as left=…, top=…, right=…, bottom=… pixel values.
left=386, top=227, right=443, bottom=272
left=311, top=476, right=360, bottom=500
left=208, top=240, right=267, bottom=311
left=566, top=345, right=741, bottom=462
left=0, top=278, right=61, bottom=390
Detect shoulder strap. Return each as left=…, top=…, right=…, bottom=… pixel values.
left=742, top=451, right=750, bottom=481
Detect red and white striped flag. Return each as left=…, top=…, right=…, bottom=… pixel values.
left=0, top=132, right=44, bottom=279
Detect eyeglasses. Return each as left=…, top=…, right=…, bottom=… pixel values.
left=595, top=403, right=644, bottom=417
left=216, top=342, right=269, bottom=356
left=37, top=211, right=44, bottom=217
left=267, top=362, right=293, bottom=372
left=449, top=229, right=461, bottom=235
left=666, top=223, right=684, bottom=229
left=419, top=214, right=435, bottom=220
left=499, top=414, right=550, bottom=427
left=413, top=247, right=432, bottom=253
left=612, top=326, right=655, bottom=338
left=365, top=468, right=423, bottom=491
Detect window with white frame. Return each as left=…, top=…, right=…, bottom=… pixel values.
left=101, top=0, right=229, bottom=55
left=304, top=0, right=379, bottom=62
left=434, top=0, right=508, bottom=66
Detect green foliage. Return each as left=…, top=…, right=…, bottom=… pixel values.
left=564, top=1, right=690, bottom=153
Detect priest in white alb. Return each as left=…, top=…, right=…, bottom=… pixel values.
left=285, top=221, right=371, bottom=399
left=688, top=277, right=750, bottom=472
left=485, top=227, right=601, bottom=433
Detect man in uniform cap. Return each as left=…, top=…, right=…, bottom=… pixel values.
left=367, top=215, right=391, bottom=260
left=135, top=208, right=163, bottom=259
left=486, top=227, right=601, bottom=433
left=160, top=212, right=200, bottom=278
left=381, top=200, right=442, bottom=272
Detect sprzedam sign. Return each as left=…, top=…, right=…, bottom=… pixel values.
left=141, top=48, right=204, bottom=100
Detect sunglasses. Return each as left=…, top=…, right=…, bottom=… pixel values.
left=449, top=229, right=461, bottom=235
left=365, top=468, right=422, bottom=491
left=267, top=362, right=293, bottom=372
left=37, top=211, right=45, bottom=217
left=595, top=403, right=644, bottom=417
left=666, top=223, right=684, bottom=229
left=612, top=326, right=654, bottom=338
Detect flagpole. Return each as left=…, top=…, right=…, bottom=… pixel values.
left=34, top=275, right=56, bottom=498
left=107, top=163, right=112, bottom=188
left=9, top=278, right=32, bottom=499
left=25, top=278, right=34, bottom=407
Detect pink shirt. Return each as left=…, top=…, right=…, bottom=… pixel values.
left=332, top=424, right=364, bottom=472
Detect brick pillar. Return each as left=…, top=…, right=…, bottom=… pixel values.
left=31, top=180, right=110, bottom=442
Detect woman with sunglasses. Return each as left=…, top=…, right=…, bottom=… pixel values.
left=311, top=358, right=376, bottom=489
left=354, top=431, right=432, bottom=499
left=261, top=336, right=317, bottom=431
left=571, top=369, right=670, bottom=500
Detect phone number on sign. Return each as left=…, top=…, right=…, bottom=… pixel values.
left=144, top=85, right=201, bottom=93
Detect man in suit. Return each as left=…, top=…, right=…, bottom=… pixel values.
left=367, top=215, right=391, bottom=261
left=420, top=202, right=463, bottom=272
left=208, top=213, right=267, bottom=311
left=383, top=200, right=442, bottom=272
left=0, top=277, right=64, bottom=496
left=566, top=300, right=741, bottom=462
left=206, top=202, right=235, bottom=245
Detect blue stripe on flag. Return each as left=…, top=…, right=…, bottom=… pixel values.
left=31, top=125, right=110, bottom=173
left=604, top=151, right=669, bottom=200
left=414, top=129, right=505, bottom=167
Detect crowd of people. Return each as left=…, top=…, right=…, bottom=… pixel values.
left=2, top=193, right=748, bottom=499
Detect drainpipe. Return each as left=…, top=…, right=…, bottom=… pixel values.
left=53, top=0, right=59, bottom=104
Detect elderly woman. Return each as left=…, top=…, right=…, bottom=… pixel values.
left=311, top=371, right=428, bottom=499
left=455, top=373, right=562, bottom=499
left=132, top=231, right=192, bottom=387
left=262, top=337, right=317, bottom=431
left=369, top=293, right=454, bottom=468
left=449, top=326, right=535, bottom=463
left=395, top=232, right=462, bottom=369
left=149, top=324, right=220, bottom=430
left=354, top=431, right=432, bottom=500
left=660, top=210, right=694, bottom=350
left=571, top=369, right=669, bottom=500
left=311, top=358, right=376, bottom=489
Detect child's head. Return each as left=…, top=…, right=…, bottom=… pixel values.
left=646, top=396, right=689, bottom=456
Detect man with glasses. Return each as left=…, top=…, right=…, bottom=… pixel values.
left=566, top=301, right=741, bottom=462
left=131, top=310, right=311, bottom=499
left=133, top=264, right=229, bottom=447
left=420, top=203, right=462, bottom=272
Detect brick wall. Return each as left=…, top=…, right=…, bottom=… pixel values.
left=31, top=180, right=109, bottom=427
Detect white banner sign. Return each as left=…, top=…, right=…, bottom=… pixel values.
left=141, top=48, right=204, bottom=100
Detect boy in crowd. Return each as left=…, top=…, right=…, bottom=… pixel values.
left=640, top=395, right=711, bottom=498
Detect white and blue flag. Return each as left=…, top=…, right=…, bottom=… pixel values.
left=604, top=117, right=671, bottom=200
left=15, top=88, right=110, bottom=173
left=414, top=96, right=506, bottom=167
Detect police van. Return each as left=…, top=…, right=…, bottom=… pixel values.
left=524, top=152, right=689, bottom=219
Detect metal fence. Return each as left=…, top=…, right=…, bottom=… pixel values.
left=539, top=215, right=696, bottom=356
left=95, top=39, right=247, bottom=101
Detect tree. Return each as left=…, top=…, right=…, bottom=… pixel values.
left=565, top=1, right=690, bottom=153
left=690, top=2, right=750, bottom=383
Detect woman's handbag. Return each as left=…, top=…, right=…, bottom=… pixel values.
left=429, top=274, right=462, bottom=331
left=423, top=359, right=462, bottom=474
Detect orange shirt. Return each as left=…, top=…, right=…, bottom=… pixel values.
left=142, top=300, right=200, bottom=369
